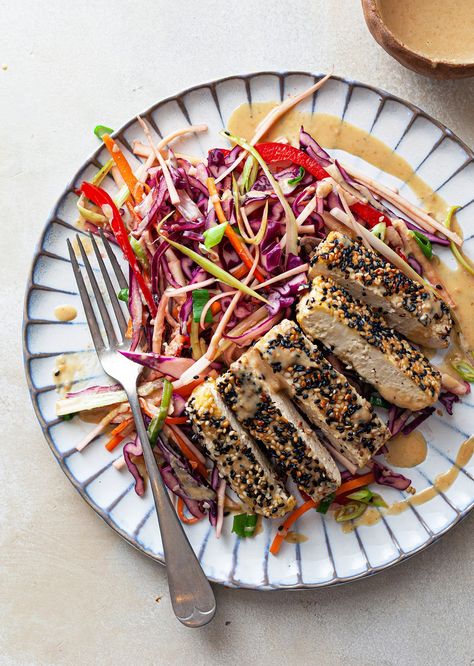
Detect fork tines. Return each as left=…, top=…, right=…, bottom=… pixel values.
left=67, top=232, right=128, bottom=352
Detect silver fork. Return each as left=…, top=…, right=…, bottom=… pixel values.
left=68, top=231, right=216, bottom=628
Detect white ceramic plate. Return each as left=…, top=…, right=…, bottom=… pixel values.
left=23, top=72, right=474, bottom=589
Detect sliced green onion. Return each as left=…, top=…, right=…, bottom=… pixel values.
left=240, top=155, right=258, bottom=193
left=156, top=231, right=268, bottom=304
left=203, top=221, right=228, bottom=250
left=76, top=202, right=107, bottom=224
left=94, top=125, right=114, bottom=140
left=231, top=513, right=258, bottom=538
left=114, top=184, right=131, bottom=209
left=452, top=360, right=474, bottom=382
left=61, top=413, right=75, bottom=421
left=148, top=379, right=173, bottom=446
left=288, top=166, right=305, bottom=186
left=370, top=393, right=390, bottom=408
left=221, top=130, right=298, bottom=259
left=189, top=320, right=203, bottom=360
left=90, top=158, right=114, bottom=186
left=445, top=205, right=474, bottom=276
left=129, top=235, right=150, bottom=271
left=371, top=222, right=386, bottom=241
left=334, top=500, right=367, bottom=522
left=316, top=492, right=335, bottom=514
left=369, top=493, right=387, bottom=508
left=346, top=488, right=373, bottom=503
left=192, top=289, right=213, bottom=323
left=118, top=287, right=129, bottom=302
left=410, top=230, right=433, bottom=259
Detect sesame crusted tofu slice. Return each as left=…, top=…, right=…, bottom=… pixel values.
left=253, top=320, right=390, bottom=468
left=217, top=354, right=341, bottom=502
left=186, top=379, right=295, bottom=518
left=297, top=276, right=441, bottom=410
left=309, top=231, right=452, bottom=348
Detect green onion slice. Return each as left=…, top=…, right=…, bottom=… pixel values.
left=316, top=492, right=335, bottom=514
left=203, top=221, right=228, bottom=250
left=240, top=155, right=259, bottom=193
left=148, top=379, right=173, bottom=446
left=410, top=230, right=433, bottom=259
left=231, top=513, right=258, bottom=538
left=192, top=289, right=213, bottom=323
left=452, top=360, right=474, bottom=382
left=334, top=500, right=367, bottom=522
left=94, top=125, right=114, bottom=140
left=129, top=236, right=150, bottom=271
left=118, top=287, right=129, bottom=302
left=445, top=205, right=474, bottom=276
left=371, top=222, right=386, bottom=241
left=61, top=413, right=75, bottom=421
left=370, top=393, right=390, bottom=408
left=288, top=166, right=305, bottom=186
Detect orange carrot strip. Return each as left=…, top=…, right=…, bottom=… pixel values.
left=105, top=418, right=134, bottom=452
left=177, top=497, right=202, bottom=524
left=270, top=500, right=317, bottom=556
left=207, top=177, right=265, bottom=283
left=231, top=264, right=248, bottom=279
left=102, top=134, right=145, bottom=203
left=170, top=429, right=208, bottom=479
left=174, top=377, right=205, bottom=399
left=125, top=318, right=133, bottom=339
left=210, top=301, right=221, bottom=315
left=335, top=472, right=375, bottom=497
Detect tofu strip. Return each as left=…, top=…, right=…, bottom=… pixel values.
left=253, top=320, right=390, bottom=468
left=297, top=276, right=441, bottom=410
left=187, top=380, right=295, bottom=518
left=217, top=354, right=341, bottom=502
left=309, top=231, right=452, bottom=348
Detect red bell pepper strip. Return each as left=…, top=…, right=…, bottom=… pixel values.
left=255, top=142, right=391, bottom=228
left=80, top=182, right=157, bottom=316
left=350, top=201, right=391, bottom=228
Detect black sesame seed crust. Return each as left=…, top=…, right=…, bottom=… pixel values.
left=297, top=276, right=441, bottom=408
left=186, top=380, right=295, bottom=518
left=254, top=320, right=390, bottom=468
left=217, top=357, right=340, bottom=502
left=309, top=232, right=452, bottom=348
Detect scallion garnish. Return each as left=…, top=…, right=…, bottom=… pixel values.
left=61, top=413, right=75, bottom=421
left=452, top=360, right=474, bottom=382
left=316, top=492, right=335, bottom=514
left=192, top=289, right=213, bottom=323
left=445, top=206, right=474, bottom=276
left=410, top=230, right=432, bottom=259
left=231, top=513, right=258, bottom=538
left=288, top=166, right=305, bottom=186
left=148, top=379, right=173, bottom=446
left=240, top=155, right=258, bottom=193
left=371, top=222, right=386, bottom=241
left=370, top=393, right=390, bottom=408
left=203, top=221, right=228, bottom=250
left=118, top=287, right=129, bottom=302
left=129, top=236, right=150, bottom=271
left=94, top=125, right=114, bottom=140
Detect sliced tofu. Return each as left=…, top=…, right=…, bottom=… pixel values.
left=217, top=353, right=341, bottom=502
left=297, top=276, right=441, bottom=410
left=309, top=231, right=452, bottom=348
left=186, top=379, right=295, bottom=518
left=253, top=319, right=390, bottom=468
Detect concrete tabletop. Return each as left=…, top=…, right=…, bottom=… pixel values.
left=1, top=1, right=473, bottom=664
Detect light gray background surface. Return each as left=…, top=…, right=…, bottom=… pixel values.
left=1, top=1, right=473, bottom=664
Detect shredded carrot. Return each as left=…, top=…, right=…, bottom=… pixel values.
left=177, top=497, right=202, bottom=524
left=105, top=418, right=134, bottom=452
left=125, top=318, right=133, bottom=339
left=210, top=301, right=221, bottom=315
left=230, top=264, right=248, bottom=279
left=165, top=416, right=189, bottom=425
left=269, top=472, right=377, bottom=555
left=174, top=377, right=204, bottom=399
left=269, top=500, right=317, bottom=555
left=335, top=472, right=375, bottom=497
left=102, top=134, right=145, bottom=203
left=169, top=428, right=208, bottom=478
left=207, top=177, right=265, bottom=282
left=139, top=400, right=156, bottom=419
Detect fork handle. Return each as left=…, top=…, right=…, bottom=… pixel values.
left=126, top=390, right=216, bottom=628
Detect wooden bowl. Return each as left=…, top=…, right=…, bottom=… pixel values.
left=361, top=0, right=474, bottom=79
